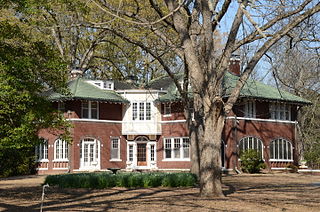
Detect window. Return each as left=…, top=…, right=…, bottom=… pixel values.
left=58, top=102, right=65, bottom=112
left=150, top=144, right=155, bottom=161
left=132, top=102, right=152, bottom=121
left=244, top=101, right=256, bottom=118
left=183, top=138, right=190, bottom=158
left=164, top=137, right=190, bottom=160
left=128, top=145, right=133, bottom=161
left=270, top=103, right=291, bottom=120
left=82, top=101, right=98, bottom=119
left=80, top=138, right=100, bottom=168
left=270, top=138, right=293, bottom=161
left=54, top=139, right=68, bottom=160
left=164, top=104, right=171, bottom=116
left=239, top=136, right=263, bottom=159
left=111, top=138, right=120, bottom=160
left=36, top=139, right=48, bottom=161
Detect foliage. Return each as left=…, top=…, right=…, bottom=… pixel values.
left=240, top=150, right=266, bottom=174
left=0, top=147, right=37, bottom=177
left=0, top=0, right=70, bottom=177
left=44, top=172, right=198, bottom=189
left=286, top=164, right=298, bottom=173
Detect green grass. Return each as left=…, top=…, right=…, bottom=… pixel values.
left=44, top=172, right=198, bottom=189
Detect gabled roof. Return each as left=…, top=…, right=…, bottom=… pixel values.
left=43, top=78, right=129, bottom=103
left=153, top=72, right=311, bottom=105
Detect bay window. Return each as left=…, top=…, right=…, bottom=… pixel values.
left=132, top=102, right=151, bottom=121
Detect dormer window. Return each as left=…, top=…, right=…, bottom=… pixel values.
left=244, top=101, right=256, bottom=118
left=87, top=80, right=114, bottom=90
left=82, top=101, right=99, bottom=119
left=270, top=103, right=291, bottom=121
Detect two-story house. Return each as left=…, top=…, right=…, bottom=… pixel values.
left=36, top=61, right=310, bottom=174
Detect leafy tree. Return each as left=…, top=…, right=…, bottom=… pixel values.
left=0, top=1, right=69, bottom=177
left=84, top=0, right=320, bottom=196
left=266, top=16, right=320, bottom=168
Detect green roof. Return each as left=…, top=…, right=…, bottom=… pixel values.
left=223, top=72, right=311, bottom=104
left=43, top=78, right=129, bottom=103
left=155, top=72, right=311, bottom=104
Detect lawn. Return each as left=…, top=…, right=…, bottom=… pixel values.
left=0, top=172, right=319, bottom=211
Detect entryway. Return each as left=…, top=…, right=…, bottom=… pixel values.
left=126, top=136, right=157, bottom=170
left=80, top=138, right=100, bottom=170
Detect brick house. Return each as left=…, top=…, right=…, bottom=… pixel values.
left=36, top=63, right=310, bottom=174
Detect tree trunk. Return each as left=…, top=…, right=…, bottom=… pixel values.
left=190, top=94, right=225, bottom=197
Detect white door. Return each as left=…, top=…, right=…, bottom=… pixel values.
left=80, top=138, right=100, bottom=170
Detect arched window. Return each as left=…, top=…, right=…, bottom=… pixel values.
left=270, top=138, right=293, bottom=161
left=36, top=139, right=48, bottom=161
left=239, top=136, right=264, bottom=159
left=54, top=139, right=68, bottom=160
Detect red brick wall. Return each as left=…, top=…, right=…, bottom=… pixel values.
left=223, top=119, right=296, bottom=169
left=157, top=122, right=191, bottom=169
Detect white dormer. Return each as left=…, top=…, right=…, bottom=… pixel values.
left=86, top=80, right=114, bottom=90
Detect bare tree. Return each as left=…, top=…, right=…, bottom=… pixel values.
left=82, top=0, right=320, bottom=196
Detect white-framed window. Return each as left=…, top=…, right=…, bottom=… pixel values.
left=111, top=137, right=120, bottom=160
left=81, top=101, right=98, bottom=119
left=270, top=138, right=293, bottom=161
left=270, top=103, right=291, bottom=120
left=164, top=137, right=190, bottom=160
left=244, top=100, right=256, bottom=118
left=80, top=138, right=100, bottom=169
left=36, top=139, right=48, bottom=161
left=54, top=139, right=68, bottom=161
left=58, top=102, right=65, bottom=112
left=132, top=102, right=152, bottom=121
left=239, top=136, right=264, bottom=159
left=128, top=145, right=134, bottom=161
left=150, top=144, right=155, bottom=161
left=163, top=103, right=171, bottom=116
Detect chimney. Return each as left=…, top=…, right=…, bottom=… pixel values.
left=70, top=69, right=83, bottom=79
left=229, top=54, right=240, bottom=76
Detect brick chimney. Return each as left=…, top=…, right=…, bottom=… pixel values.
left=229, top=54, right=240, bottom=76
left=70, top=69, right=83, bottom=79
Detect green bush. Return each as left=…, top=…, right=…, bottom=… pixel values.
left=44, top=172, right=198, bottom=189
left=240, top=149, right=266, bottom=173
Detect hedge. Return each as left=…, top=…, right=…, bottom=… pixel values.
left=44, top=172, right=197, bottom=189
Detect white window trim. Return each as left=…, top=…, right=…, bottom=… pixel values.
left=36, top=139, right=48, bottom=162
left=163, top=137, right=191, bottom=161
left=238, top=136, right=264, bottom=159
left=244, top=100, right=256, bottom=118
left=163, top=103, right=171, bottom=117
left=269, top=138, right=293, bottom=162
left=132, top=102, right=152, bottom=121
left=110, top=137, right=121, bottom=161
left=58, top=102, right=65, bottom=112
left=79, top=138, right=100, bottom=170
left=54, top=139, right=69, bottom=161
left=270, top=103, right=291, bottom=121
left=81, top=101, right=99, bottom=119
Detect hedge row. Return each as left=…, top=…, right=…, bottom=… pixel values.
left=44, top=172, right=197, bottom=189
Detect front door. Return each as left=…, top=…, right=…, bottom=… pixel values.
left=137, top=143, right=147, bottom=166
left=80, top=138, right=100, bottom=170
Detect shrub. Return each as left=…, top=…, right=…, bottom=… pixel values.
left=44, top=172, right=198, bottom=189
left=286, top=164, right=298, bottom=173
left=240, top=149, right=266, bottom=173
